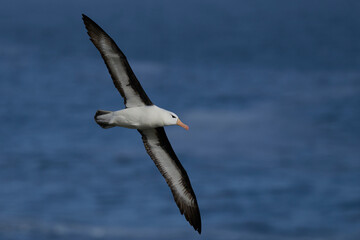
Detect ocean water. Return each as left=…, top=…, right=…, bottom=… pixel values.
left=0, top=0, right=359, bottom=239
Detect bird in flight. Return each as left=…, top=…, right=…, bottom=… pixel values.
left=82, top=14, right=201, bottom=234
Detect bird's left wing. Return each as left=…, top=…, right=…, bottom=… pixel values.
left=138, top=127, right=201, bottom=234
left=82, top=14, right=153, bottom=108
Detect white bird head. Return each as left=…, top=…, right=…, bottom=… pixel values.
left=162, top=110, right=189, bottom=130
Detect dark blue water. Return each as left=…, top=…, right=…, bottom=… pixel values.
left=1, top=0, right=360, bottom=239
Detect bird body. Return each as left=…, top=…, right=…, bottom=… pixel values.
left=95, top=105, right=182, bottom=130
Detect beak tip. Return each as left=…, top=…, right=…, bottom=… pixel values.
left=177, top=119, right=189, bottom=130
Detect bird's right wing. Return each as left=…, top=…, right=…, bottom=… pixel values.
left=138, top=127, right=201, bottom=234
left=82, top=14, right=153, bottom=108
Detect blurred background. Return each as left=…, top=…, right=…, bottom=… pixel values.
left=0, top=0, right=360, bottom=239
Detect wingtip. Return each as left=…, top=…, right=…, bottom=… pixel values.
left=82, top=14, right=92, bottom=25
left=195, top=225, right=202, bottom=234
left=190, top=209, right=201, bottom=234
left=82, top=14, right=96, bottom=28
left=194, top=217, right=202, bottom=234
left=181, top=200, right=202, bottom=234
left=82, top=14, right=89, bottom=27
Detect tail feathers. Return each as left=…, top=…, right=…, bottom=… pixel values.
left=94, top=110, right=115, bottom=129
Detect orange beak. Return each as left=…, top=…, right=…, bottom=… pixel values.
left=177, top=119, right=189, bottom=130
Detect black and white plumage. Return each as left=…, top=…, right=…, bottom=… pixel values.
left=82, top=14, right=201, bottom=233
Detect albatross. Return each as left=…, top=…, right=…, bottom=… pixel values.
left=82, top=14, right=201, bottom=234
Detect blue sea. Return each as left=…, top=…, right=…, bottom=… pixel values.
left=0, top=0, right=359, bottom=239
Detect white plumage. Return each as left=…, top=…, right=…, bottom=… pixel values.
left=95, top=105, right=180, bottom=129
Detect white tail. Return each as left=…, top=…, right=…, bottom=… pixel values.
left=94, top=110, right=115, bottom=129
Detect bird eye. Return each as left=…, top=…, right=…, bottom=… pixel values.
left=171, top=115, right=176, bottom=118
